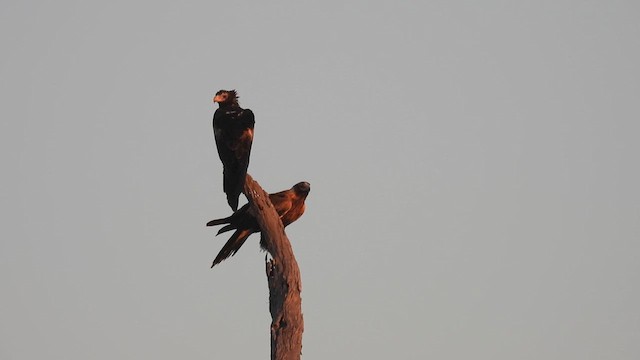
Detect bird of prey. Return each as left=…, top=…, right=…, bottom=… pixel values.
left=212, top=89, right=255, bottom=211
left=207, top=182, right=311, bottom=267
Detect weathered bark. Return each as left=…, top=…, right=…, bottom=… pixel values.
left=243, top=174, right=303, bottom=360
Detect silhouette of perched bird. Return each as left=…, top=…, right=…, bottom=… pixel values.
left=207, top=182, right=311, bottom=267
left=212, top=89, right=255, bottom=211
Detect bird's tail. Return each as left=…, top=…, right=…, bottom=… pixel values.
left=206, top=216, right=230, bottom=227
left=223, top=163, right=250, bottom=212
left=216, top=224, right=235, bottom=235
left=226, top=193, right=240, bottom=212
left=207, top=216, right=239, bottom=235
left=211, top=229, right=253, bottom=267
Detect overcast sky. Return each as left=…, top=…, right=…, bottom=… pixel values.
left=1, top=1, right=639, bottom=359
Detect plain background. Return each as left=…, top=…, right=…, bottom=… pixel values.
left=1, top=1, right=639, bottom=359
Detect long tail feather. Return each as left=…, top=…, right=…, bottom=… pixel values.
left=211, top=229, right=254, bottom=267
left=206, top=217, right=230, bottom=227
left=216, top=224, right=235, bottom=235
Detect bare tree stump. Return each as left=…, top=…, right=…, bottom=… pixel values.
left=243, top=174, right=303, bottom=360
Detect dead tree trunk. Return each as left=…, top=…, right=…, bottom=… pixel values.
left=243, top=174, right=303, bottom=360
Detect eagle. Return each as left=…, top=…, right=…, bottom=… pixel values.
left=213, top=89, right=255, bottom=211
left=207, top=181, right=311, bottom=267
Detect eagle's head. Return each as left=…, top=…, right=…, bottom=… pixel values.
left=213, top=89, right=239, bottom=107
left=293, top=182, right=311, bottom=196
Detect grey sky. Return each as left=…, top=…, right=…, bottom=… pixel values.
left=1, top=1, right=639, bottom=359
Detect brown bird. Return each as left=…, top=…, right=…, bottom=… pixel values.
left=207, top=182, right=311, bottom=267
left=213, top=89, right=255, bottom=211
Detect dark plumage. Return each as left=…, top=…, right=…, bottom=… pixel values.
left=213, top=89, right=255, bottom=211
left=207, top=182, right=311, bottom=267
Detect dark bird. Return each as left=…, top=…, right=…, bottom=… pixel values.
left=207, top=182, right=311, bottom=267
left=213, top=89, right=255, bottom=211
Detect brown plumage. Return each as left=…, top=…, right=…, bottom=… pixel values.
left=213, top=90, right=255, bottom=211
left=207, top=182, right=311, bottom=267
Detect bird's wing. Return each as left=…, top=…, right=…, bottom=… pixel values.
left=231, top=109, right=254, bottom=161
left=206, top=204, right=250, bottom=227
left=213, top=114, right=236, bottom=166
left=239, top=109, right=255, bottom=129
left=269, top=191, right=294, bottom=218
